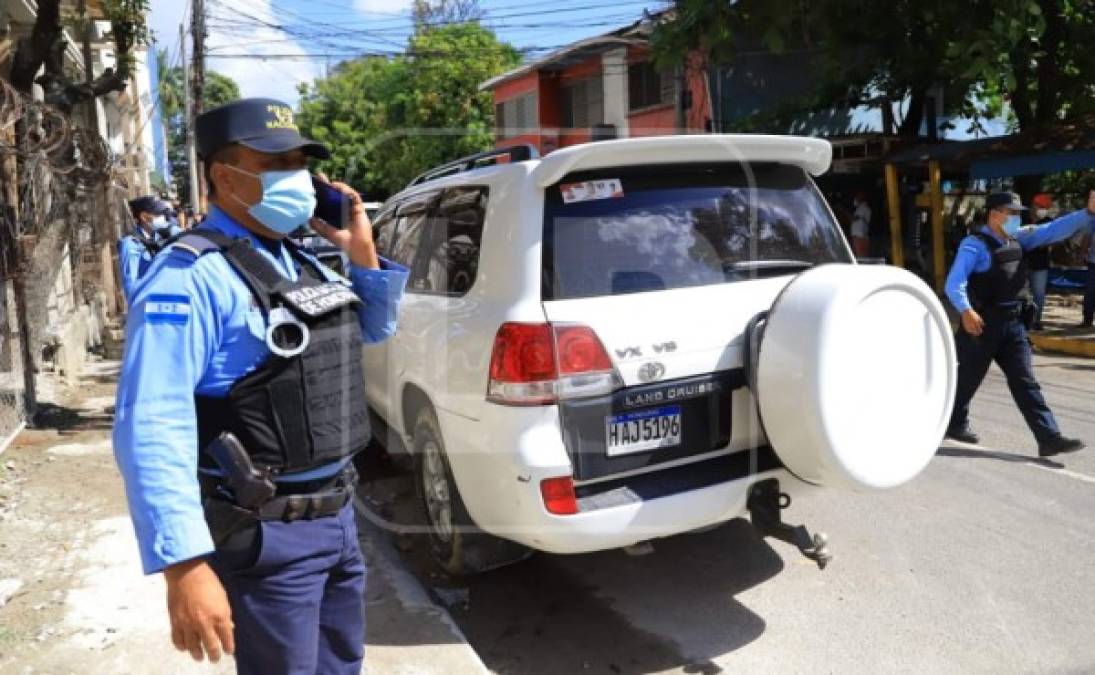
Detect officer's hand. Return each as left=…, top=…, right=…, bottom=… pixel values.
left=310, top=173, right=380, bottom=269
left=1087, top=190, right=1095, bottom=215
left=961, top=309, right=984, bottom=336
left=164, top=559, right=235, bottom=663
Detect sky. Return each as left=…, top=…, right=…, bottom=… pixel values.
left=148, top=0, right=666, bottom=106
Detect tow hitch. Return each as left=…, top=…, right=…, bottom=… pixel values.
left=747, top=478, right=832, bottom=570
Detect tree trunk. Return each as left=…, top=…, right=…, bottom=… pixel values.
left=1011, top=37, right=1035, bottom=130
left=9, top=0, right=62, bottom=94
left=11, top=275, right=36, bottom=424
left=898, top=88, right=926, bottom=138
left=1034, top=0, right=1064, bottom=126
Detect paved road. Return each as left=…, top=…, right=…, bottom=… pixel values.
left=363, top=352, right=1095, bottom=674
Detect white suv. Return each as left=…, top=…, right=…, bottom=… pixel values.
left=362, top=135, right=955, bottom=574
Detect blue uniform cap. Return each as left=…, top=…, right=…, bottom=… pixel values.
left=128, top=195, right=170, bottom=219
left=196, top=98, right=330, bottom=160
left=985, top=192, right=1028, bottom=211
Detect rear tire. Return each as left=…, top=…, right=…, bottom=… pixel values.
left=411, top=407, right=531, bottom=575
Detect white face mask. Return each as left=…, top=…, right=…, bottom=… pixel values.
left=1035, top=208, right=1049, bottom=219
left=151, top=215, right=168, bottom=227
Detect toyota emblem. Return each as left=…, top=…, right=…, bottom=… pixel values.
left=637, top=361, right=666, bottom=383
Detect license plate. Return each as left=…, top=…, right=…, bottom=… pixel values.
left=605, top=406, right=682, bottom=457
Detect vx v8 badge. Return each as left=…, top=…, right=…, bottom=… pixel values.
left=637, top=361, right=667, bottom=383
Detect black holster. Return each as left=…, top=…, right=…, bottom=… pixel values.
left=203, top=494, right=259, bottom=548
left=1020, top=300, right=1036, bottom=330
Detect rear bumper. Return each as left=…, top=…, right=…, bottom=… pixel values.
left=495, top=462, right=785, bottom=555
left=435, top=403, right=783, bottom=554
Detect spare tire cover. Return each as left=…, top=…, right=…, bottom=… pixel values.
left=755, top=264, right=956, bottom=490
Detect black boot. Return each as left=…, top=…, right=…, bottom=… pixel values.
left=1038, top=436, right=1086, bottom=458
left=946, top=426, right=980, bottom=444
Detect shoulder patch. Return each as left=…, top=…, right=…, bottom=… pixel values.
left=144, top=293, right=191, bottom=325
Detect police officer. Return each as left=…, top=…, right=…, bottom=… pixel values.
left=119, top=195, right=181, bottom=299
left=1081, top=187, right=1095, bottom=328
left=944, top=191, right=1095, bottom=457
left=112, top=98, right=408, bottom=672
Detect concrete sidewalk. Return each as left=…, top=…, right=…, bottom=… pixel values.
left=0, top=358, right=486, bottom=674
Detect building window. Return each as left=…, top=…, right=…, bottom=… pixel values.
left=496, top=92, right=537, bottom=138
left=561, top=77, right=604, bottom=129
left=628, top=61, right=673, bottom=111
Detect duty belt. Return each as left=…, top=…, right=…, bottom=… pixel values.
left=200, top=464, right=357, bottom=522
left=982, top=304, right=1023, bottom=320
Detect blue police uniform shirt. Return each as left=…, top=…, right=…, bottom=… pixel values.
left=1088, top=216, right=1095, bottom=265
left=118, top=223, right=182, bottom=299
left=113, top=206, right=409, bottom=574
left=944, top=209, right=1095, bottom=314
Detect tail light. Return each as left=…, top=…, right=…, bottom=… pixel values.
left=487, top=322, right=622, bottom=405
left=540, top=476, right=578, bottom=515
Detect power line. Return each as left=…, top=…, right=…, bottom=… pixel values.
left=207, top=0, right=659, bottom=31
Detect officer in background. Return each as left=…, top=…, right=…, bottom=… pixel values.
left=119, top=195, right=181, bottom=299
left=1026, top=193, right=1055, bottom=330
left=1081, top=187, right=1095, bottom=328
left=944, top=191, right=1095, bottom=457
left=112, top=98, right=408, bottom=672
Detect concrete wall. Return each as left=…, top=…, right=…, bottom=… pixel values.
left=601, top=48, right=629, bottom=136
left=0, top=280, right=26, bottom=444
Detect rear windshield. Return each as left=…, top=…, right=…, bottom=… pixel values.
left=542, top=163, right=851, bottom=300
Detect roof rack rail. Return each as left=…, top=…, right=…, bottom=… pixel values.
left=407, top=144, right=539, bottom=188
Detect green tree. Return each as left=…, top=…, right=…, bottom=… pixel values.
left=652, top=0, right=1095, bottom=138
left=159, top=69, right=241, bottom=201
left=956, top=0, right=1095, bottom=131
left=298, top=22, right=520, bottom=197
left=156, top=48, right=183, bottom=119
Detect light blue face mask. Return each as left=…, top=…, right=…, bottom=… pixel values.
left=1003, top=214, right=1022, bottom=238
left=227, top=165, right=316, bottom=235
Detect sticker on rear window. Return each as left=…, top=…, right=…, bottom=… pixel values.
left=560, top=179, right=624, bottom=204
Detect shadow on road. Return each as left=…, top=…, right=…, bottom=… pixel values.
left=30, top=401, right=114, bottom=434
left=448, top=520, right=782, bottom=675
left=359, top=451, right=783, bottom=674
left=937, top=445, right=1064, bottom=469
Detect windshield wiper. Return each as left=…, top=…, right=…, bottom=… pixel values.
left=722, top=259, right=815, bottom=276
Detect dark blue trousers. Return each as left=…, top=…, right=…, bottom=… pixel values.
left=1083, top=263, right=1095, bottom=325
left=949, top=317, right=1060, bottom=444
left=211, top=503, right=366, bottom=675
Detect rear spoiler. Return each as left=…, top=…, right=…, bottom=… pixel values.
left=531, top=135, right=833, bottom=188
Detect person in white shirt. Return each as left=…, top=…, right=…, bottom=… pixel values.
left=850, top=192, right=871, bottom=257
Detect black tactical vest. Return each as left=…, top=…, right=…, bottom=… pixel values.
left=967, top=231, right=1029, bottom=309
left=174, top=229, right=372, bottom=474
left=132, top=225, right=176, bottom=256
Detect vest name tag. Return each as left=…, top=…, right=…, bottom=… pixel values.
left=281, top=283, right=360, bottom=317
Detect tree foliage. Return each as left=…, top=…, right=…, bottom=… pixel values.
left=297, top=22, right=520, bottom=198
left=956, top=0, right=1095, bottom=130
left=158, top=68, right=240, bottom=199
left=652, top=0, right=1095, bottom=137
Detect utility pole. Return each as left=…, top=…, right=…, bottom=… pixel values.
left=181, top=23, right=200, bottom=217
left=190, top=0, right=207, bottom=211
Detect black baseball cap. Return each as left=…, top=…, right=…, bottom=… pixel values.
left=196, top=98, right=330, bottom=160
left=128, top=195, right=170, bottom=218
left=985, top=192, right=1027, bottom=211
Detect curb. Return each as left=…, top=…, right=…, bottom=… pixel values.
left=1029, top=332, right=1095, bottom=358
left=352, top=496, right=488, bottom=675
left=0, top=421, right=27, bottom=457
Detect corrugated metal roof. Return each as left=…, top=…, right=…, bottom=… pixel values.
left=887, top=114, right=1095, bottom=175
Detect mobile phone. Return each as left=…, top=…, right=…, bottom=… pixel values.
left=311, top=175, right=359, bottom=228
